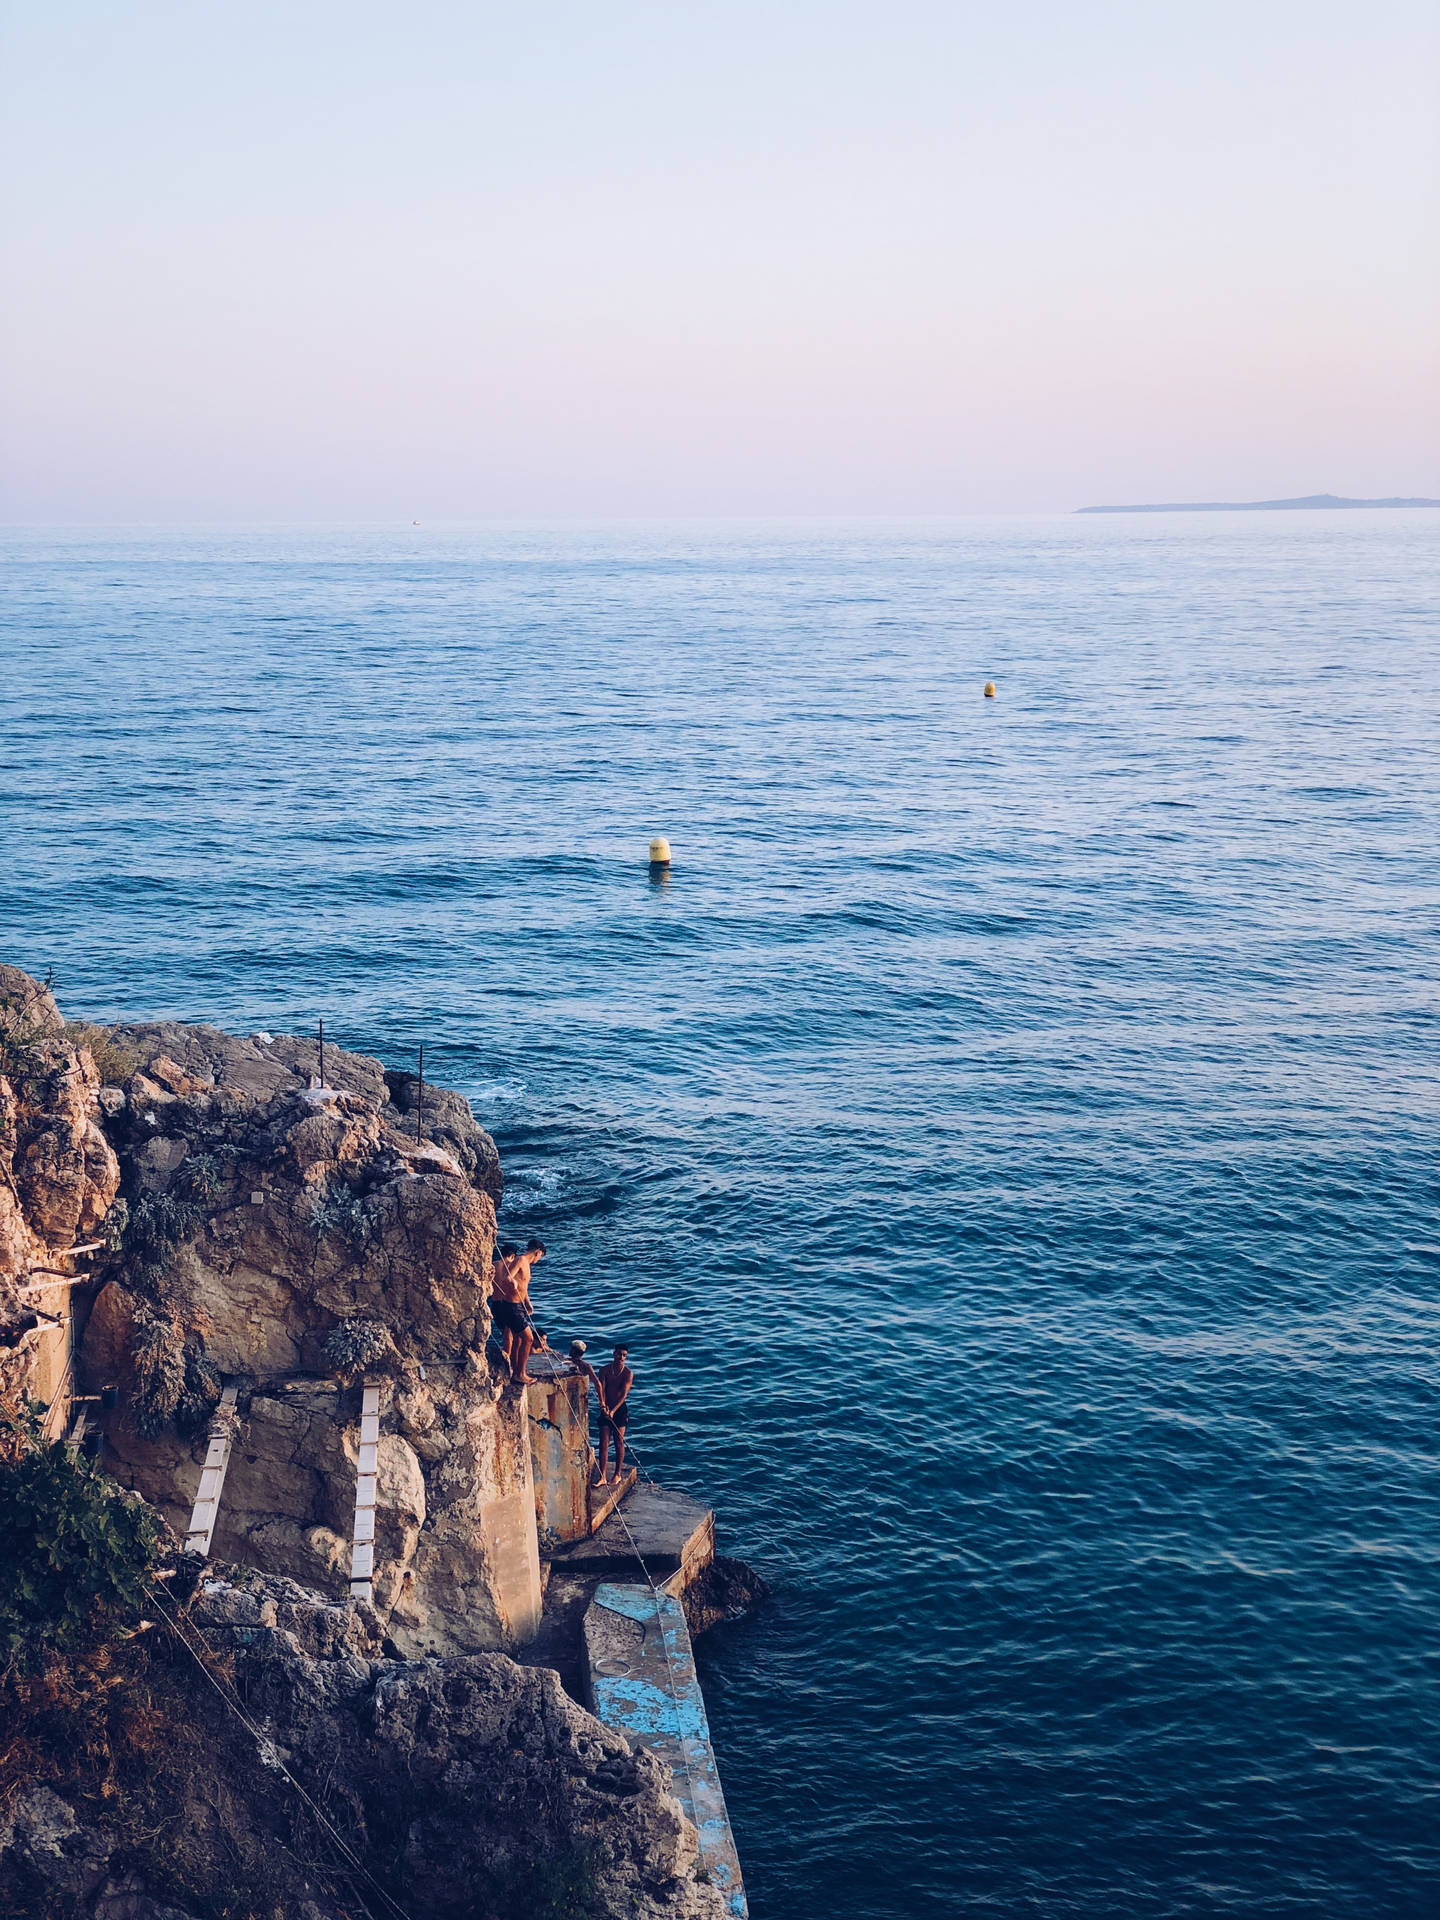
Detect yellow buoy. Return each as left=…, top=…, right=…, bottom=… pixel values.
left=648, top=836, right=672, bottom=868
left=984, top=681, right=996, bottom=698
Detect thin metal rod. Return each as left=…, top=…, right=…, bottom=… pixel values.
left=318, top=1018, right=325, bottom=1089
left=415, top=1046, right=424, bottom=1143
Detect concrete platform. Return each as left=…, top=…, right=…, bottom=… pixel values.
left=584, top=1582, right=747, bottom=1917
left=549, top=1481, right=714, bottom=1591
left=524, top=1355, right=637, bottom=1543
left=586, top=1465, right=637, bottom=1531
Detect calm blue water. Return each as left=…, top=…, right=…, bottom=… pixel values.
left=3, top=516, right=1438, bottom=1918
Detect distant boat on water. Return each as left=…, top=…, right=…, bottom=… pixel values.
left=1077, top=492, right=1440, bottom=513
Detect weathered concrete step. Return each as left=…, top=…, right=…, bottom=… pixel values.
left=586, top=1464, right=637, bottom=1532
left=550, top=1482, right=714, bottom=1587
left=584, top=1581, right=747, bottom=1916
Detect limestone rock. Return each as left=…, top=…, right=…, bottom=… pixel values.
left=0, top=963, right=64, bottom=1039
left=43, top=996, right=537, bottom=1649
left=0, top=968, right=124, bottom=1436
left=219, top=1571, right=731, bottom=1920
left=1, top=1562, right=726, bottom=1920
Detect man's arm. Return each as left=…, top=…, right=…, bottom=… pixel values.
left=608, top=1368, right=632, bottom=1415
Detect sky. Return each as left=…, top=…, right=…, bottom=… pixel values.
left=2, top=0, right=1436, bottom=519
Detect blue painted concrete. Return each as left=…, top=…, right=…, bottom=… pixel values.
left=586, top=1581, right=748, bottom=1916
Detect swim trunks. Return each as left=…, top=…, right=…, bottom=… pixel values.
left=490, top=1295, right=529, bottom=1337
left=599, top=1405, right=628, bottom=1432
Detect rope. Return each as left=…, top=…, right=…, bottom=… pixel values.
left=144, top=1581, right=415, bottom=1920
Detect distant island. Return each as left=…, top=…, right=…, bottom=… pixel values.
left=1077, top=493, right=1440, bottom=514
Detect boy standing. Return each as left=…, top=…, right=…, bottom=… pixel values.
left=488, top=1238, right=546, bottom=1384
left=593, top=1345, right=632, bottom=1485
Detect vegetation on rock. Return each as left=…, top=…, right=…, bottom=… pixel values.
left=0, top=969, right=60, bottom=1085
left=60, top=1023, right=140, bottom=1089
left=323, top=1316, right=394, bottom=1380
left=0, top=1414, right=160, bottom=1663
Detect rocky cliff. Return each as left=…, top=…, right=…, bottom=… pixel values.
left=0, top=965, right=121, bottom=1433
left=0, top=966, right=732, bottom=1919
left=1, top=1561, right=727, bottom=1920
left=55, top=1000, right=537, bottom=1654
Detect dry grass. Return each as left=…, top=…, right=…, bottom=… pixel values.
left=62, top=1022, right=141, bottom=1088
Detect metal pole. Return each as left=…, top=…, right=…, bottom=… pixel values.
left=318, top=1019, right=325, bottom=1089
left=415, top=1046, right=424, bottom=1143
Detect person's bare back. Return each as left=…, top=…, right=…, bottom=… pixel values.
left=488, top=1238, right=546, bottom=1383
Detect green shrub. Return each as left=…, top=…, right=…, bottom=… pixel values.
left=99, top=1194, right=130, bottom=1253
left=307, top=1183, right=370, bottom=1244
left=176, top=1152, right=225, bottom=1205
left=323, top=1318, right=393, bottom=1380
left=130, top=1310, right=186, bottom=1437
left=122, top=1192, right=203, bottom=1298
left=0, top=1430, right=160, bottom=1661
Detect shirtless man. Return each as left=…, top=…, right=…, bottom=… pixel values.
left=593, top=1345, right=632, bottom=1485
left=489, top=1238, right=546, bottom=1383
left=489, top=1244, right=520, bottom=1365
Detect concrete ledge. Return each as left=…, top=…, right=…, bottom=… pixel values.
left=583, top=1582, right=747, bottom=1917
left=552, top=1482, right=714, bottom=1585
left=587, top=1464, right=637, bottom=1532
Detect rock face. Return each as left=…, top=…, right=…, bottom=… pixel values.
left=0, top=970, right=749, bottom=1920
left=0, top=966, right=122, bottom=1440
left=84, top=1015, right=541, bottom=1651
left=0, top=1565, right=729, bottom=1920
left=0, top=967, right=537, bottom=1652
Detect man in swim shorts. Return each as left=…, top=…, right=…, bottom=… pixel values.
left=489, top=1238, right=546, bottom=1383
left=593, top=1344, right=632, bottom=1485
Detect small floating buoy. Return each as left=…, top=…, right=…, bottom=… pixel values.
left=984, top=681, right=996, bottom=698
left=648, top=836, right=671, bottom=868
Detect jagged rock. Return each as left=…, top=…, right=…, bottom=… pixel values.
left=220, top=1572, right=729, bottom=1920
left=58, top=1006, right=541, bottom=1650
left=0, top=968, right=124, bottom=1437
left=1, top=1563, right=728, bottom=1920
left=682, top=1554, right=771, bottom=1639
left=0, top=1786, right=112, bottom=1907
left=0, top=964, right=64, bottom=1039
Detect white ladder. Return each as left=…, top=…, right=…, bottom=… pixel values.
left=349, top=1381, right=380, bottom=1603
left=184, top=1383, right=239, bottom=1556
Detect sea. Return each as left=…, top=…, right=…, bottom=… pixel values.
left=2, top=513, right=1437, bottom=1918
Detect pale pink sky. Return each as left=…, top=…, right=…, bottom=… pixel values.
left=2, top=0, right=1436, bottom=518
